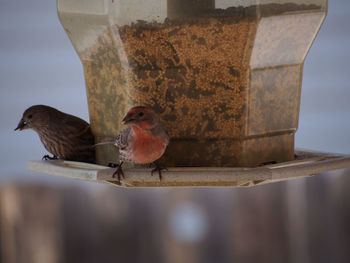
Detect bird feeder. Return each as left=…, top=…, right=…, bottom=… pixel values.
left=58, top=0, right=327, bottom=167
left=28, top=0, right=350, bottom=187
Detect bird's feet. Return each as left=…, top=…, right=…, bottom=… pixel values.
left=42, top=155, right=58, bottom=161
left=151, top=163, right=167, bottom=182
left=112, top=161, right=125, bottom=184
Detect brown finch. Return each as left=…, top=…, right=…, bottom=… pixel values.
left=96, top=106, right=169, bottom=181
left=15, top=105, right=95, bottom=163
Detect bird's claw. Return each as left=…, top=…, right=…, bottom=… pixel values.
left=42, top=155, right=58, bottom=161
left=112, top=162, right=124, bottom=184
left=151, top=163, right=167, bottom=182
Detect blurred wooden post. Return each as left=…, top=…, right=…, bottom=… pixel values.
left=0, top=184, right=63, bottom=263
left=160, top=190, right=202, bottom=263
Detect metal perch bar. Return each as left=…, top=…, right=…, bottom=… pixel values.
left=28, top=149, right=350, bottom=188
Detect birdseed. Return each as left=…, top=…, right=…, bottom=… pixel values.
left=82, top=3, right=324, bottom=166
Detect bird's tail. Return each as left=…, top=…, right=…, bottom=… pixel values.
left=94, top=139, right=116, bottom=147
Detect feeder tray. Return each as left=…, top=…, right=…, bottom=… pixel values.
left=28, top=149, right=350, bottom=188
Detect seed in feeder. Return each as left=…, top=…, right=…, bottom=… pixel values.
left=83, top=3, right=323, bottom=166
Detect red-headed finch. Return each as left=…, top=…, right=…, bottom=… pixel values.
left=96, top=106, right=169, bottom=181
left=15, top=105, right=95, bottom=163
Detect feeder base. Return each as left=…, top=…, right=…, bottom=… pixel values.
left=27, top=149, right=350, bottom=188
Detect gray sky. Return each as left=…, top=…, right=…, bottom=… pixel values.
left=0, top=0, right=349, bottom=180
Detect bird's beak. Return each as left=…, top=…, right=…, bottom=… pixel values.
left=14, top=119, right=26, bottom=131
left=122, top=113, right=135, bottom=124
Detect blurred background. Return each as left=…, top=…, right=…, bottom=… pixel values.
left=0, top=0, right=349, bottom=262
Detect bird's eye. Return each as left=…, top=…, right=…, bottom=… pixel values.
left=138, top=112, right=144, bottom=117
left=28, top=114, right=33, bottom=119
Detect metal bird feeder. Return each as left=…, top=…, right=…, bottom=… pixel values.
left=28, top=0, right=350, bottom=187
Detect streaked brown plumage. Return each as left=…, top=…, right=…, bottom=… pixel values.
left=15, top=105, right=95, bottom=163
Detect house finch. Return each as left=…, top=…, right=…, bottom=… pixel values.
left=15, top=105, right=95, bottom=163
left=96, top=106, right=169, bottom=181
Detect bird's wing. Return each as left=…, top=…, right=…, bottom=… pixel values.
left=115, top=126, right=131, bottom=149
left=58, top=114, right=91, bottom=138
